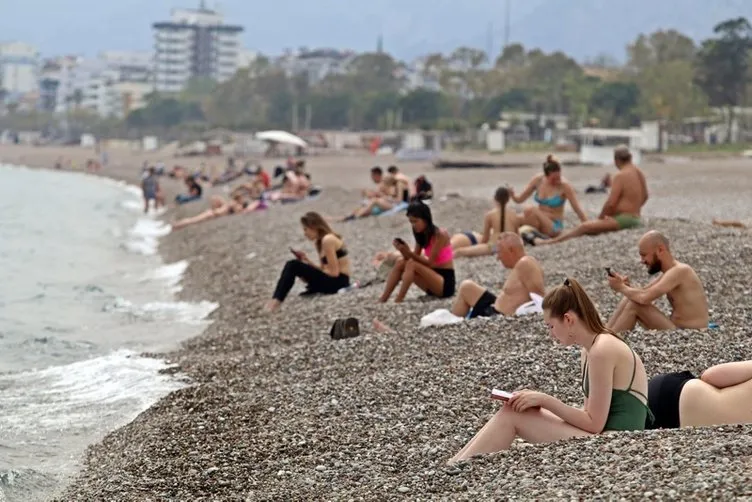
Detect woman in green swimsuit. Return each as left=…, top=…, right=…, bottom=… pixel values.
left=448, top=277, right=649, bottom=464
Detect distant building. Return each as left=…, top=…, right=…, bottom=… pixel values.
left=153, top=4, right=243, bottom=93
left=39, top=52, right=154, bottom=118
left=0, top=42, right=40, bottom=100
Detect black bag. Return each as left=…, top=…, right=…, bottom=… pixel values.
left=330, top=317, right=360, bottom=340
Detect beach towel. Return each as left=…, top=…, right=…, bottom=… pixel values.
left=420, top=309, right=464, bottom=328
left=380, top=201, right=409, bottom=216
left=515, top=293, right=544, bottom=316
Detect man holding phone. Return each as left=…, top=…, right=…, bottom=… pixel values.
left=606, top=230, right=709, bottom=332
left=450, top=232, right=545, bottom=318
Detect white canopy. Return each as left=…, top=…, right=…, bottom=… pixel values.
left=255, top=130, right=308, bottom=148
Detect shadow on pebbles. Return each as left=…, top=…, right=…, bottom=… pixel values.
left=58, top=193, right=752, bottom=500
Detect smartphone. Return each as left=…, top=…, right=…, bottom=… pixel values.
left=605, top=267, right=615, bottom=277
left=490, top=389, right=513, bottom=402
left=394, top=237, right=407, bottom=246
left=290, top=247, right=301, bottom=258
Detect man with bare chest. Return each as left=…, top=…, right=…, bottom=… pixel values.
left=606, top=230, right=709, bottom=332
left=451, top=233, right=545, bottom=318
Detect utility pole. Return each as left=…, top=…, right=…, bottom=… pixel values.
left=503, top=0, right=511, bottom=49
left=486, top=22, right=493, bottom=66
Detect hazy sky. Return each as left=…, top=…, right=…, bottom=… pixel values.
left=1, top=0, right=750, bottom=62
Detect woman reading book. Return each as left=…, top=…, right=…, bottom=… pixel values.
left=448, top=277, right=650, bottom=464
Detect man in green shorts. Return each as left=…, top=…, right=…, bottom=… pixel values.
left=535, top=145, right=648, bottom=245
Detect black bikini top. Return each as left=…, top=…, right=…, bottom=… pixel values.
left=321, top=247, right=348, bottom=265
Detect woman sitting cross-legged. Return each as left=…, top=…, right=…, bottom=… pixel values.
left=379, top=201, right=456, bottom=303
left=265, top=212, right=351, bottom=312
left=448, top=277, right=650, bottom=464
left=647, top=360, right=752, bottom=430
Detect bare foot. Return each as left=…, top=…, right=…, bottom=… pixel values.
left=372, top=319, right=395, bottom=333
left=264, top=299, right=281, bottom=313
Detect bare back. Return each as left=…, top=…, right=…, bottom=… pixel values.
left=611, top=165, right=648, bottom=216
left=484, top=207, right=519, bottom=242
left=667, top=262, right=709, bottom=329
left=495, top=256, right=544, bottom=315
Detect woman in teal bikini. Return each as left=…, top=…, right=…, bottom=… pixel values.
left=448, top=277, right=650, bottom=464
left=509, top=155, right=588, bottom=239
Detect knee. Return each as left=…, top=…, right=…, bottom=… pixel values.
left=284, top=259, right=301, bottom=271
left=403, top=259, right=416, bottom=273
left=459, top=279, right=475, bottom=293
left=523, top=206, right=536, bottom=217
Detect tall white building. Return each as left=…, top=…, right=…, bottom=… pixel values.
left=0, top=42, right=40, bottom=98
left=153, top=4, right=243, bottom=93
left=39, top=52, right=154, bottom=118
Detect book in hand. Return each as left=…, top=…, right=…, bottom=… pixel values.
left=490, top=389, right=513, bottom=402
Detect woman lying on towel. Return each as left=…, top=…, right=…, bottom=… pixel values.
left=647, top=360, right=752, bottom=430
left=448, top=277, right=649, bottom=464
left=451, top=186, right=519, bottom=258
left=171, top=194, right=266, bottom=231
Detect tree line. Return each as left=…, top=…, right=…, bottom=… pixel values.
left=4, top=17, right=752, bottom=141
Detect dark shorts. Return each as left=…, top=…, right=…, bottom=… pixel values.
left=463, top=232, right=478, bottom=246
left=469, top=290, right=500, bottom=319
left=429, top=268, right=456, bottom=298
left=646, top=371, right=697, bottom=429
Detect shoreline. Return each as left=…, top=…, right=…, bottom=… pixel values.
left=0, top=158, right=213, bottom=502
left=1, top=145, right=750, bottom=499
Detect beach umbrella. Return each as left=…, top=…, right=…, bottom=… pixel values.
left=255, top=130, right=308, bottom=148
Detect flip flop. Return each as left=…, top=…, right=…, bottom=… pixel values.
left=521, top=231, right=537, bottom=247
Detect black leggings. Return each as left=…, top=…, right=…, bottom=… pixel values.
left=272, top=259, right=350, bottom=301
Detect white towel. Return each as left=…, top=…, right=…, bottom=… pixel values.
left=515, top=293, right=544, bottom=316
left=420, top=308, right=464, bottom=327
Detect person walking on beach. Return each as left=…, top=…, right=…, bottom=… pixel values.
left=379, top=201, right=456, bottom=303
left=448, top=278, right=650, bottom=464
left=533, top=146, right=648, bottom=246
left=265, top=212, right=351, bottom=312
left=450, top=232, right=544, bottom=318
left=606, top=230, right=709, bottom=332
left=142, top=166, right=160, bottom=214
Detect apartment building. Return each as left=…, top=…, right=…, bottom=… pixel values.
left=0, top=42, right=40, bottom=98
left=153, top=5, right=243, bottom=92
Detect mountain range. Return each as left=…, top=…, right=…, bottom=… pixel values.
left=1, top=0, right=751, bottom=62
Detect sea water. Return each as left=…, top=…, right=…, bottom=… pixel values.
left=0, top=165, right=217, bottom=501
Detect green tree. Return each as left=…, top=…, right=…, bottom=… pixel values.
left=695, top=17, right=752, bottom=142
left=627, top=30, right=696, bottom=72
left=589, top=81, right=640, bottom=128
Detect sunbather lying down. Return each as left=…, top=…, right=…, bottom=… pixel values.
left=172, top=194, right=266, bottom=230
left=712, top=219, right=747, bottom=229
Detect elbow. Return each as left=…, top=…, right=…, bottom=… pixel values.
left=632, top=293, right=652, bottom=306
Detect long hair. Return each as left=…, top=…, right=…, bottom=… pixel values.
left=543, top=154, right=562, bottom=176
left=300, top=212, right=339, bottom=253
left=542, top=277, right=615, bottom=336
left=406, top=200, right=436, bottom=249
left=494, top=186, right=510, bottom=232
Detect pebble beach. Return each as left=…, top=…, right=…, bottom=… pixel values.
left=3, top=145, right=752, bottom=500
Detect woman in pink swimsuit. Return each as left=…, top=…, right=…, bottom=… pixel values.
left=379, top=201, right=456, bottom=303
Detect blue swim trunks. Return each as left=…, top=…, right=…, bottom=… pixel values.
left=552, top=219, right=564, bottom=233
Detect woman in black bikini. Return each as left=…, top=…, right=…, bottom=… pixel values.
left=451, top=186, right=519, bottom=258
left=265, top=212, right=351, bottom=312
left=647, top=360, right=752, bottom=430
